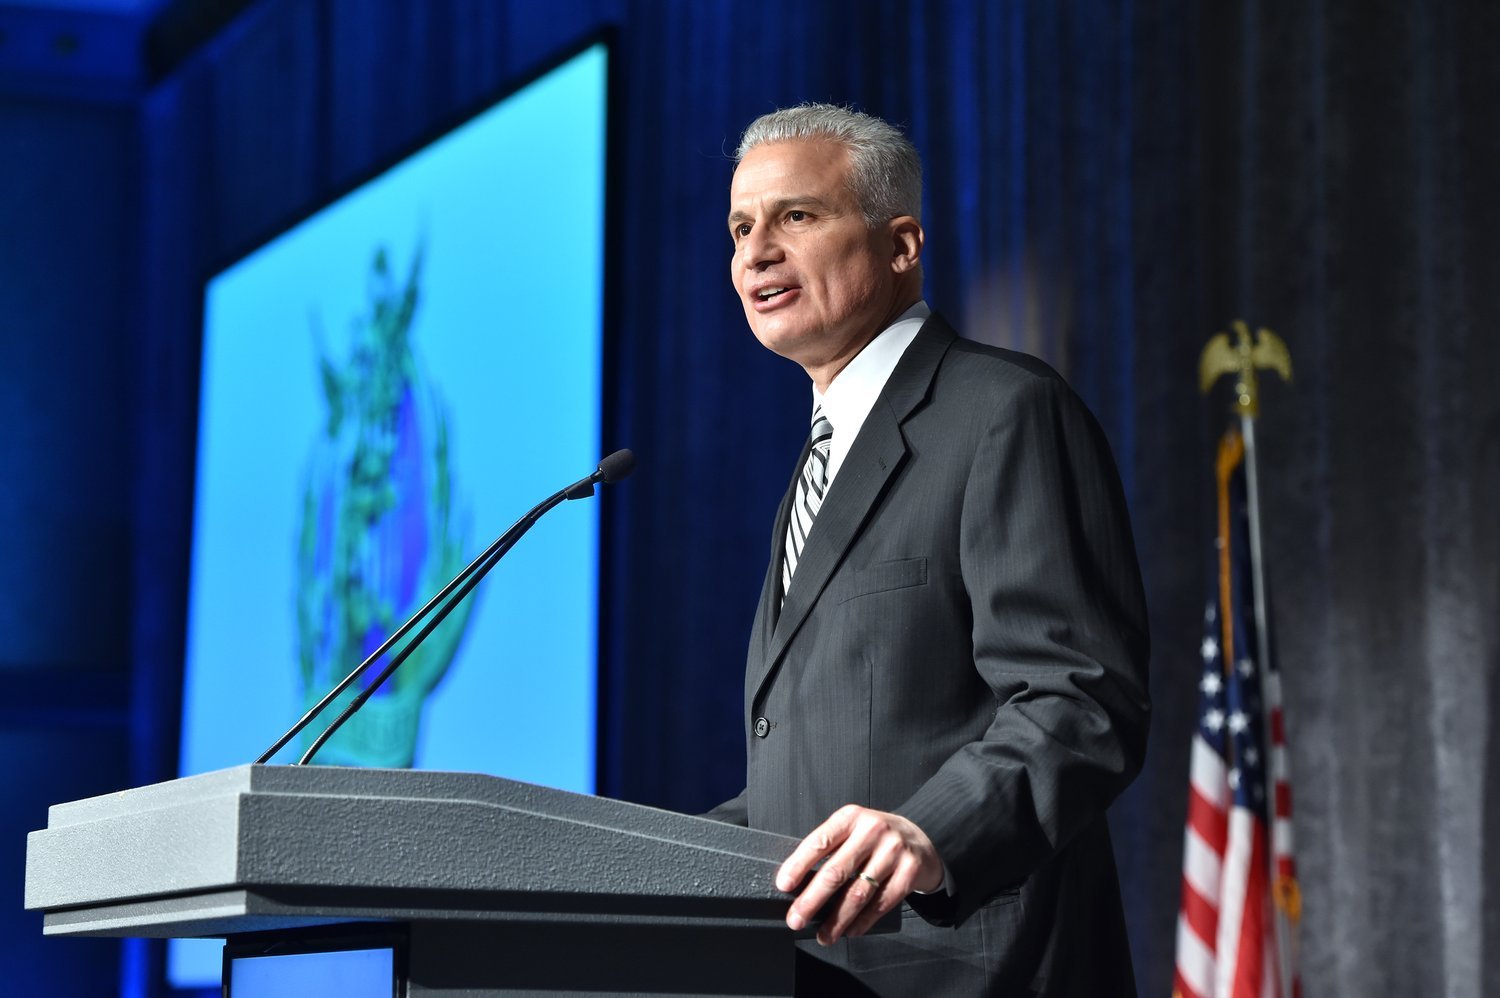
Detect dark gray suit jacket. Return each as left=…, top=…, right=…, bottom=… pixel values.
left=708, top=315, right=1151, bottom=997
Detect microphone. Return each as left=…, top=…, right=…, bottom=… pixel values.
left=256, top=449, right=635, bottom=766
left=564, top=447, right=636, bottom=498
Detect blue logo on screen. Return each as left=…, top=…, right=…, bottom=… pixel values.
left=295, top=244, right=474, bottom=767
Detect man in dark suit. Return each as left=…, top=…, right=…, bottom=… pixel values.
left=706, top=103, right=1151, bottom=996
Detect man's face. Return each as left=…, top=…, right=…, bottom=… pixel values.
left=728, top=140, right=904, bottom=376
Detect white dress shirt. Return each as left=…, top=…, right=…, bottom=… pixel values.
left=812, top=300, right=930, bottom=486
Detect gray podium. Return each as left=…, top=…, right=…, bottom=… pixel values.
left=24, top=764, right=825, bottom=997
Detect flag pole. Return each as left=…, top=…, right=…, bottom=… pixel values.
left=1199, top=320, right=1296, bottom=998
left=1240, top=409, right=1294, bottom=998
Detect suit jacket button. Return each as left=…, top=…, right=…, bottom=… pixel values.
left=753, top=716, right=770, bottom=738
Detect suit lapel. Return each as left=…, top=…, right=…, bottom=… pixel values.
left=750, top=437, right=809, bottom=663
left=747, top=316, right=958, bottom=702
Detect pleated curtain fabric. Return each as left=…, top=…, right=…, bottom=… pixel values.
left=781, top=405, right=835, bottom=600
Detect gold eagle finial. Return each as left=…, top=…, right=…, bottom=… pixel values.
left=1199, top=320, right=1292, bottom=417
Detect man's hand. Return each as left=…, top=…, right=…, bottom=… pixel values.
left=775, top=804, right=943, bottom=945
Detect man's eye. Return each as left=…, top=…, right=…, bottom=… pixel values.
left=735, top=223, right=752, bottom=239
left=788, top=210, right=807, bottom=222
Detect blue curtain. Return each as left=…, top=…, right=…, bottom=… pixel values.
left=4, top=0, right=1497, bottom=994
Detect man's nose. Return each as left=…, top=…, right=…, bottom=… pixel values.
left=738, top=224, right=783, bottom=270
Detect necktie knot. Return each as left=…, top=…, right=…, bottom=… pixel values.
left=810, top=406, right=834, bottom=447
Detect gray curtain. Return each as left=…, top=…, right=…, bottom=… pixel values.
left=1105, top=2, right=1500, bottom=995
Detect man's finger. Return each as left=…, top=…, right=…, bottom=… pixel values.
left=848, top=834, right=902, bottom=906
left=843, top=887, right=901, bottom=939
left=775, top=805, right=858, bottom=892
left=784, top=810, right=890, bottom=932
left=804, top=816, right=904, bottom=941
left=815, top=864, right=888, bottom=943
left=815, top=830, right=906, bottom=942
left=779, top=806, right=944, bottom=939
left=844, top=852, right=919, bottom=938
left=785, top=853, right=852, bottom=931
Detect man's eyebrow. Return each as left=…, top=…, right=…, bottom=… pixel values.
left=728, top=195, right=838, bottom=229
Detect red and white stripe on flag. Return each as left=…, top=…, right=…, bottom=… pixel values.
left=1174, top=721, right=1278, bottom=998
left=1173, top=430, right=1299, bottom=998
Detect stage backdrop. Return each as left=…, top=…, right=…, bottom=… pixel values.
left=2, top=2, right=1497, bottom=997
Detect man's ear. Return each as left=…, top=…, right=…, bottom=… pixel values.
left=888, top=216, right=925, bottom=274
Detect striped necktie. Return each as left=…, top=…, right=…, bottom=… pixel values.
left=782, top=405, right=835, bottom=599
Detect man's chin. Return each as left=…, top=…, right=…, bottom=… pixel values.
left=750, top=324, right=815, bottom=365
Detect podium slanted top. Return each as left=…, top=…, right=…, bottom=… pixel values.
left=25, top=764, right=798, bottom=939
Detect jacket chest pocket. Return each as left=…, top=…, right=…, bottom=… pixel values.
left=834, top=556, right=928, bottom=604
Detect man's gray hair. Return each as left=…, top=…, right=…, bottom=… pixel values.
left=735, top=103, right=923, bottom=227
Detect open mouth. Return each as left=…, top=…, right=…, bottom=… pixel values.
left=756, top=287, right=792, bottom=301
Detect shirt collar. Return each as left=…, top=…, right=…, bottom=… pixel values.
left=811, top=299, right=929, bottom=482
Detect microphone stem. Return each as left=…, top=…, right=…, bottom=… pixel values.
left=295, top=488, right=571, bottom=765
left=256, top=509, right=513, bottom=764
left=254, top=459, right=609, bottom=766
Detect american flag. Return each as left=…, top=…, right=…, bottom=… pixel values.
left=1174, top=429, right=1300, bottom=998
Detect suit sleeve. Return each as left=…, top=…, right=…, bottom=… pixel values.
left=896, top=373, right=1151, bottom=927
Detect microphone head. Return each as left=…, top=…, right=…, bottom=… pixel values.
left=597, top=449, right=636, bottom=484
